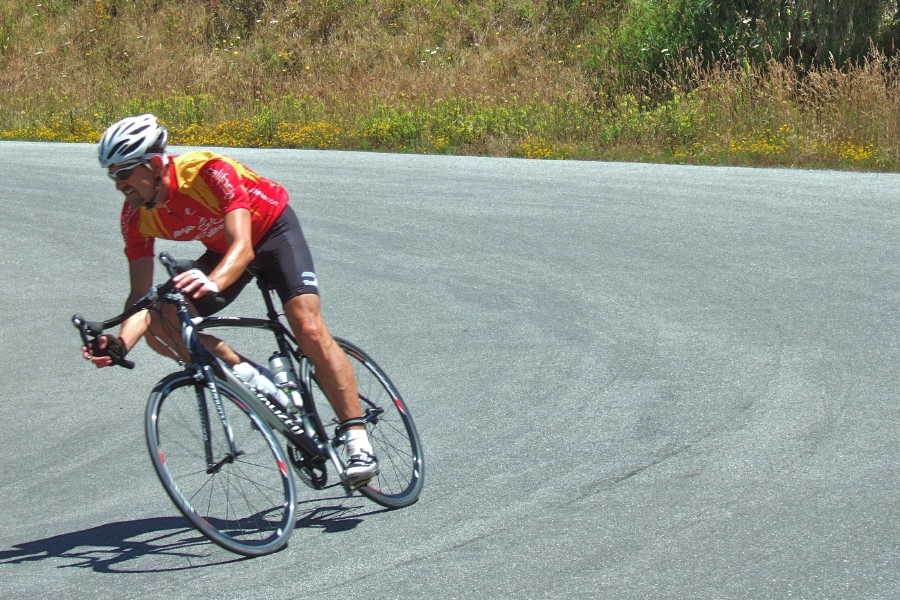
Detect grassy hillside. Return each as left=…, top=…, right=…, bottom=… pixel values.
left=2, top=0, right=898, bottom=170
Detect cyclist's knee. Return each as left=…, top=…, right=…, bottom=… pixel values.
left=146, top=314, right=172, bottom=342
left=296, top=319, right=329, bottom=350
left=144, top=305, right=185, bottom=360
left=144, top=330, right=182, bottom=361
left=285, top=295, right=331, bottom=348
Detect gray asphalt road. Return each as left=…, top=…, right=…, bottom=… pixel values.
left=1, top=142, right=898, bottom=599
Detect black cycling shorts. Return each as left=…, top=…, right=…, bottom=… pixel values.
left=192, top=204, right=319, bottom=317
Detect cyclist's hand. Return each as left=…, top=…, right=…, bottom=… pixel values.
left=174, top=269, right=220, bottom=299
left=83, top=334, right=126, bottom=368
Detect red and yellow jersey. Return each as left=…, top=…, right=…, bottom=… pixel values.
left=121, top=151, right=289, bottom=261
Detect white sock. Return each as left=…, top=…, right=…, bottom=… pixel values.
left=344, top=428, right=373, bottom=456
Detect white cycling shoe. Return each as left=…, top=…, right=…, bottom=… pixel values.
left=345, top=450, right=379, bottom=488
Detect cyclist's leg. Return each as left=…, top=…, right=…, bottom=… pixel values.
left=301, top=338, right=424, bottom=508
left=284, top=295, right=377, bottom=486
left=144, top=303, right=243, bottom=365
left=283, top=293, right=361, bottom=422
left=254, top=206, right=363, bottom=422
left=144, top=250, right=252, bottom=366
left=144, top=305, right=185, bottom=361
left=254, top=206, right=375, bottom=484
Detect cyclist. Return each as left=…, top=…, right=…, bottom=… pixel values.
left=81, top=113, right=378, bottom=486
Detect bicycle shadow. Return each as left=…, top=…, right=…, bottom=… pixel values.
left=0, top=516, right=239, bottom=573
left=294, top=493, right=388, bottom=533
left=1, top=495, right=386, bottom=573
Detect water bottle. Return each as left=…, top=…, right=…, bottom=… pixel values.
left=268, top=352, right=303, bottom=411
left=233, top=362, right=291, bottom=410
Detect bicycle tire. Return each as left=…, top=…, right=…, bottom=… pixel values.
left=145, top=371, right=296, bottom=556
left=302, top=338, right=424, bottom=509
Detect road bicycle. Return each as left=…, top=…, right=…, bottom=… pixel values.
left=73, top=252, right=424, bottom=556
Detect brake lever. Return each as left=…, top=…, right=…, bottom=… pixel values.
left=72, top=315, right=135, bottom=370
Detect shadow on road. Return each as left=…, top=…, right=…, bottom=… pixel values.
left=0, top=516, right=239, bottom=573
left=0, top=498, right=384, bottom=573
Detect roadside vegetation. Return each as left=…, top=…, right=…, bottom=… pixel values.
left=2, top=0, right=899, bottom=170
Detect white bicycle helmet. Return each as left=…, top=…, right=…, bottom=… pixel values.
left=97, top=114, right=168, bottom=168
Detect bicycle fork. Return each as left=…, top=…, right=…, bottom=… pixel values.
left=195, top=365, right=243, bottom=474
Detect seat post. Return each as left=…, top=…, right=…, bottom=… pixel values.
left=256, top=277, right=281, bottom=322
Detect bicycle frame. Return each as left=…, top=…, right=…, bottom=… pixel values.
left=192, top=296, right=328, bottom=456
left=170, top=278, right=358, bottom=491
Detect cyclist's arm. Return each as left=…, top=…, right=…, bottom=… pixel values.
left=120, top=255, right=155, bottom=348
left=212, top=207, right=255, bottom=288
left=84, top=256, right=154, bottom=367
left=120, top=204, right=156, bottom=350
left=174, top=208, right=254, bottom=298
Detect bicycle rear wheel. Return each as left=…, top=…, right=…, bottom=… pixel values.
left=303, top=339, right=424, bottom=509
left=145, top=371, right=296, bottom=556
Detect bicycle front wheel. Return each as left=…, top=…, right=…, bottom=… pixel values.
left=303, top=339, right=424, bottom=509
left=145, top=371, right=296, bottom=557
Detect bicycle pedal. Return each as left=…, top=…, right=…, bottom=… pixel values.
left=347, top=477, right=372, bottom=490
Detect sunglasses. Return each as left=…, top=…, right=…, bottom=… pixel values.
left=107, top=161, right=144, bottom=181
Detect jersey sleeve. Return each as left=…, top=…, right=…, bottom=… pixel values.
left=121, top=203, right=155, bottom=261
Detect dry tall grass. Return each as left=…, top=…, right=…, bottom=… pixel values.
left=1, top=0, right=897, bottom=169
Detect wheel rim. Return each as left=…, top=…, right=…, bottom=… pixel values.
left=148, top=375, right=296, bottom=555
left=305, top=341, right=424, bottom=507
